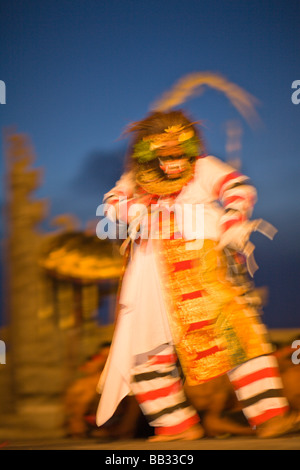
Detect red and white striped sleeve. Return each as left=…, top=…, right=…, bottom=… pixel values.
left=103, top=172, right=154, bottom=224
left=103, top=172, right=136, bottom=223
left=216, top=170, right=257, bottom=233
left=202, top=156, right=257, bottom=234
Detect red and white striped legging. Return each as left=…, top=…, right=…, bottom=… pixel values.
left=228, top=354, right=289, bottom=427
left=131, top=344, right=289, bottom=435
left=130, top=344, right=200, bottom=436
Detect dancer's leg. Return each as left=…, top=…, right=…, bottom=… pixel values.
left=131, top=344, right=204, bottom=441
left=228, top=354, right=300, bottom=437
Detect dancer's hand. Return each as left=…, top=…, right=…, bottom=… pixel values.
left=216, top=219, right=261, bottom=252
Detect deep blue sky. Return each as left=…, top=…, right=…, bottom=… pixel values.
left=0, top=0, right=299, bottom=328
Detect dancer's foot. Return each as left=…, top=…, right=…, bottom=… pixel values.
left=203, top=413, right=255, bottom=437
left=148, top=423, right=205, bottom=442
left=257, top=411, right=300, bottom=438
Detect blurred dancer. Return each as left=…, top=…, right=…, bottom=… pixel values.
left=96, top=110, right=300, bottom=440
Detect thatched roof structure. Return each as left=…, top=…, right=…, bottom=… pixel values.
left=39, top=232, right=123, bottom=283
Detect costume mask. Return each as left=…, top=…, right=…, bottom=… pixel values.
left=158, top=156, right=189, bottom=179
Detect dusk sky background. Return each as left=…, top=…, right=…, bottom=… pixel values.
left=0, top=0, right=299, bottom=328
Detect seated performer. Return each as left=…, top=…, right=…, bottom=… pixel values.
left=96, top=108, right=300, bottom=441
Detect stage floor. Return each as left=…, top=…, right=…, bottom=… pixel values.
left=2, top=435, right=300, bottom=450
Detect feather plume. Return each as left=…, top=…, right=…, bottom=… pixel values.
left=150, top=72, right=261, bottom=129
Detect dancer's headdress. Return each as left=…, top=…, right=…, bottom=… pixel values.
left=126, top=72, right=260, bottom=195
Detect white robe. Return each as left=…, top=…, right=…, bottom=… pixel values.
left=96, top=240, right=173, bottom=426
